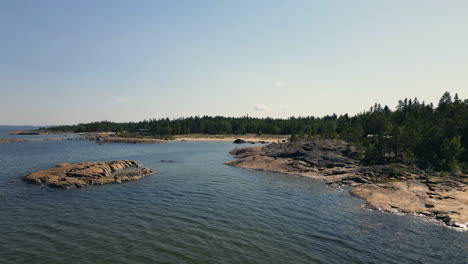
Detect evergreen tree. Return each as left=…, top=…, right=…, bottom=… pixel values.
left=47, top=92, right=468, bottom=174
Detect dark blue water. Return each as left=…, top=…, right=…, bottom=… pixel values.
left=0, top=130, right=467, bottom=263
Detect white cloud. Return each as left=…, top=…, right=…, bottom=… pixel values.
left=114, top=97, right=129, bottom=103
left=254, top=104, right=270, bottom=111
left=274, top=81, right=283, bottom=87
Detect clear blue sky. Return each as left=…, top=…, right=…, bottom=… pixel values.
left=1, top=0, right=467, bottom=125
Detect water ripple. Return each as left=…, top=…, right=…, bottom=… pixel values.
left=0, top=140, right=467, bottom=263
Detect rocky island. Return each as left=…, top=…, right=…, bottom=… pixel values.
left=0, top=139, right=27, bottom=143
left=226, top=139, right=468, bottom=229
left=24, top=160, right=157, bottom=189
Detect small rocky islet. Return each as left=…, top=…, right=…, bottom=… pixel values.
left=0, top=139, right=27, bottom=143
left=24, top=160, right=157, bottom=189
left=226, top=139, right=468, bottom=229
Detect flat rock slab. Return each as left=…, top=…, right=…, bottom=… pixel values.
left=0, top=139, right=27, bottom=143
left=24, top=160, right=157, bottom=189
left=225, top=140, right=361, bottom=182
left=350, top=181, right=468, bottom=229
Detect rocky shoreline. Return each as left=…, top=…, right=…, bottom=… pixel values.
left=24, top=160, right=157, bottom=189
left=226, top=139, right=468, bottom=230
left=83, top=135, right=168, bottom=144
left=2, top=132, right=283, bottom=144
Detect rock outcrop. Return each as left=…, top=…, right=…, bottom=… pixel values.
left=233, top=139, right=257, bottom=144
left=226, top=139, right=468, bottom=229
left=351, top=177, right=468, bottom=229
left=24, top=160, right=157, bottom=189
left=226, top=139, right=362, bottom=182
left=0, top=139, right=27, bottom=143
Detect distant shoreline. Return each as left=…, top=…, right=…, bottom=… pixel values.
left=172, top=134, right=287, bottom=143
left=3, top=130, right=288, bottom=144
left=8, top=130, right=114, bottom=136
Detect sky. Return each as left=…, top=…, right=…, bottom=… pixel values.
left=1, top=0, right=467, bottom=125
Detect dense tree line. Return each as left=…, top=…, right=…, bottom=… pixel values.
left=49, top=92, right=467, bottom=174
